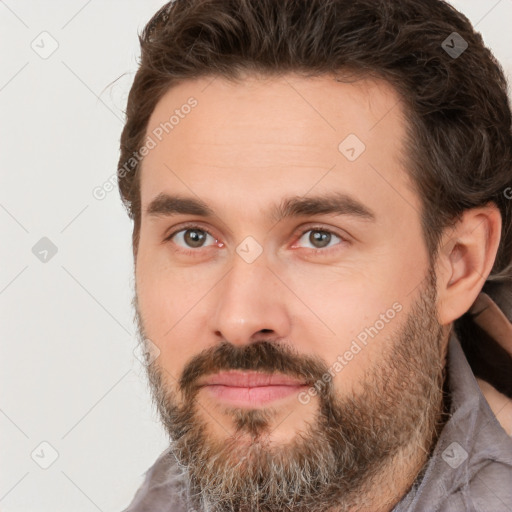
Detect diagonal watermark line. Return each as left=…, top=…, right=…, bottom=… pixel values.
left=267, top=164, right=336, bottom=235
left=163, top=267, right=234, bottom=337
left=61, top=265, right=132, bottom=335
left=0, top=472, right=29, bottom=503
left=405, top=271, right=431, bottom=299
left=475, top=388, right=512, bottom=437
left=299, top=163, right=338, bottom=197
left=268, top=406, right=296, bottom=438
left=0, top=62, right=29, bottom=92
left=61, top=0, right=93, bottom=29
left=159, top=366, right=231, bottom=436
left=158, top=164, right=333, bottom=340
left=368, top=163, right=421, bottom=216
left=0, top=203, right=29, bottom=233
left=485, top=395, right=512, bottom=430
left=369, top=99, right=401, bottom=131
left=201, top=75, right=217, bottom=93
left=474, top=0, right=504, bottom=27
left=265, top=163, right=338, bottom=235
left=0, top=409, right=29, bottom=438
left=0, top=265, right=28, bottom=296
left=60, top=204, right=89, bottom=233
left=61, top=369, right=132, bottom=439
left=61, top=61, right=124, bottom=124
left=473, top=471, right=509, bottom=509
left=191, top=394, right=231, bottom=435
left=0, top=1, right=29, bottom=28
left=163, top=163, right=232, bottom=235
left=61, top=471, right=104, bottom=511
left=265, top=266, right=336, bottom=335
left=264, top=163, right=337, bottom=237
left=283, top=76, right=337, bottom=132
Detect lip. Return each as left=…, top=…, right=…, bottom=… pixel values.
left=198, top=371, right=309, bottom=407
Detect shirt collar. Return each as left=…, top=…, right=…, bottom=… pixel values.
left=393, top=319, right=512, bottom=511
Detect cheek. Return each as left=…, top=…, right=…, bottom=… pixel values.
left=135, top=220, right=428, bottom=393
left=281, top=262, right=414, bottom=390
left=136, top=232, right=212, bottom=316
left=135, top=249, right=208, bottom=376
left=282, top=256, right=405, bottom=332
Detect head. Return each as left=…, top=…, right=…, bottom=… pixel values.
left=119, top=0, right=512, bottom=510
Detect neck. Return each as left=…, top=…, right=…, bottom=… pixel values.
left=341, top=342, right=451, bottom=512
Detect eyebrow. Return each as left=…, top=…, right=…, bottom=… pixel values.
left=145, top=192, right=376, bottom=223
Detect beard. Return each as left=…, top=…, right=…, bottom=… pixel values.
left=133, top=266, right=448, bottom=512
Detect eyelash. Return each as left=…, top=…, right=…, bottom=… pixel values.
left=164, top=223, right=349, bottom=257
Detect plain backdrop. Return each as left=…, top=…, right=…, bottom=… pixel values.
left=1, top=1, right=511, bottom=510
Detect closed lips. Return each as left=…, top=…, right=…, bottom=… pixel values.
left=198, top=371, right=309, bottom=406
left=199, top=371, right=307, bottom=387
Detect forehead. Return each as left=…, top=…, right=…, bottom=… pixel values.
left=139, top=73, right=420, bottom=223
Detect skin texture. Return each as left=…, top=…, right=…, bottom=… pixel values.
left=133, top=73, right=503, bottom=511
left=135, top=268, right=447, bottom=511
left=478, top=379, right=512, bottom=436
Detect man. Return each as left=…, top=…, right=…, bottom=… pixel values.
left=119, top=0, right=512, bottom=510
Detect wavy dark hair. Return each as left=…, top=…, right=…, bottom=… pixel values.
left=118, top=0, right=512, bottom=380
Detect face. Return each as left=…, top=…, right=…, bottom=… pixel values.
left=134, top=73, right=449, bottom=511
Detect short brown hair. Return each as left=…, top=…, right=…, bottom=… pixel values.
left=118, top=0, right=512, bottom=320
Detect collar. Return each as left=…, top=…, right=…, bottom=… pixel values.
left=394, top=326, right=512, bottom=511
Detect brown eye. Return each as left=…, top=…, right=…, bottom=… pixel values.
left=308, top=231, right=333, bottom=248
left=168, top=227, right=216, bottom=250
left=183, top=229, right=208, bottom=248
left=296, top=229, right=344, bottom=250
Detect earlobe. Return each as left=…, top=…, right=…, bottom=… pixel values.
left=436, top=203, right=502, bottom=326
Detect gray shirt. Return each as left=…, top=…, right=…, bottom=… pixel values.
left=123, top=330, right=512, bottom=512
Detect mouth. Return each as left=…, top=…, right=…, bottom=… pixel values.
left=198, top=371, right=310, bottom=407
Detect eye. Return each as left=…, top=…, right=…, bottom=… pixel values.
left=165, top=225, right=220, bottom=252
left=292, top=227, right=347, bottom=252
left=164, top=224, right=348, bottom=256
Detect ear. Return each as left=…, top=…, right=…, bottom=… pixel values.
left=436, top=202, right=502, bottom=326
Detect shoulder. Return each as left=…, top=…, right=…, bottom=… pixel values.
left=477, top=378, right=512, bottom=436
left=122, top=448, right=189, bottom=512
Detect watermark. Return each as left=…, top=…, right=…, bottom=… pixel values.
left=134, top=338, right=161, bottom=366
left=441, top=32, right=468, bottom=59
left=92, top=96, right=198, bottom=201
left=31, top=441, right=59, bottom=469
left=32, top=237, right=58, bottom=263
left=298, top=301, right=403, bottom=404
left=338, top=133, right=366, bottom=162
left=442, top=441, right=468, bottom=469
left=31, top=31, right=59, bottom=60
left=504, top=187, right=512, bottom=200
left=236, top=236, right=263, bottom=263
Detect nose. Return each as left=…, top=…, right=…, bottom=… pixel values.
left=208, top=253, right=292, bottom=346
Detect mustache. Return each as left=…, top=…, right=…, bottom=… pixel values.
left=179, top=340, right=331, bottom=400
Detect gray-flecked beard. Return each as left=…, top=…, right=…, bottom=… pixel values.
left=134, top=267, right=448, bottom=512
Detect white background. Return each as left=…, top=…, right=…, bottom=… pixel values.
left=1, top=1, right=511, bottom=510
